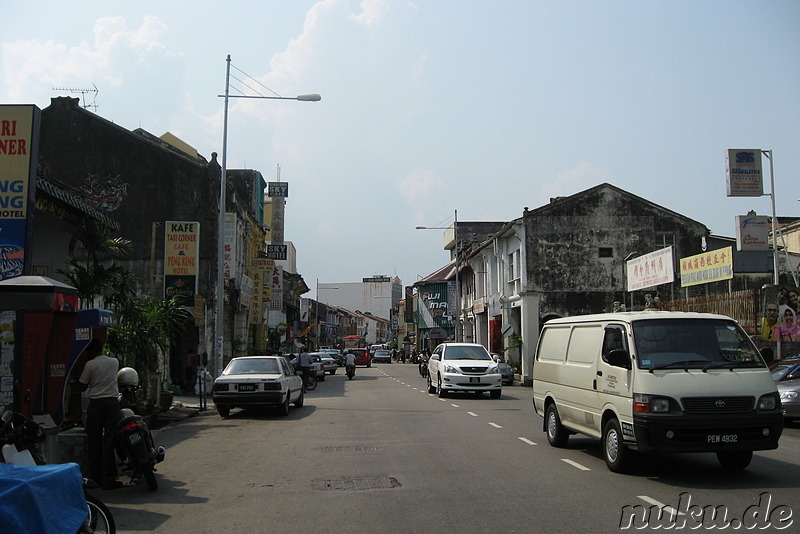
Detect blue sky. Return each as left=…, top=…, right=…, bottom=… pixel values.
left=3, top=0, right=798, bottom=291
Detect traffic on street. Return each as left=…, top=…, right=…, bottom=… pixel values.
left=100, top=362, right=800, bottom=533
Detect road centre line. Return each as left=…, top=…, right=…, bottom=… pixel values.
left=561, top=458, right=591, bottom=471
left=518, top=437, right=537, bottom=445
left=467, top=412, right=478, bottom=417
left=637, top=496, right=682, bottom=516
left=450, top=404, right=460, bottom=408
left=488, top=422, right=502, bottom=428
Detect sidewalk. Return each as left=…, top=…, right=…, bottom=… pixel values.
left=152, top=394, right=209, bottom=427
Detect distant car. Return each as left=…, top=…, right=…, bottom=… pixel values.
left=372, top=349, right=392, bottom=364
left=212, top=356, right=304, bottom=417
left=778, top=379, right=800, bottom=421
left=321, top=349, right=344, bottom=366
left=492, top=355, right=514, bottom=385
left=427, top=343, right=502, bottom=398
left=320, top=354, right=338, bottom=375
left=307, top=353, right=328, bottom=380
left=348, top=348, right=371, bottom=367
left=771, top=357, right=800, bottom=383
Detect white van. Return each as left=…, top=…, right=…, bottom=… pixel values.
left=532, top=312, right=782, bottom=472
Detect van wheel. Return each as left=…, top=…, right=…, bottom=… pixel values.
left=427, top=375, right=436, bottom=394
left=603, top=418, right=632, bottom=473
left=545, top=404, right=569, bottom=447
left=716, top=451, right=752, bottom=470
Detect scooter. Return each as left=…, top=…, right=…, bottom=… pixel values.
left=0, top=406, right=116, bottom=533
left=346, top=363, right=356, bottom=380
left=115, top=367, right=165, bottom=491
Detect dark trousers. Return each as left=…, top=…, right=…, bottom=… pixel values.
left=300, top=367, right=311, bottom=390
left=86, top=397, right=121, bottom=485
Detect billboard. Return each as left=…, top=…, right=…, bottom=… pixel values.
left=164, top=221, right=199, bottom=305
left=626, top=247, right=675, bottom=291
left=726, top=149, right=763, bottom=197
left=735, top=214, right=770, bottom=251
left=680, top=246, right=733, bottom=287
left=0, top=105, right=40, bottom=281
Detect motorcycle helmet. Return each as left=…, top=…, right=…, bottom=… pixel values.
left=117, top=367, right=139, bottom=387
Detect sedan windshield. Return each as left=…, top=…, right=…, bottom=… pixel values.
left=443, top=346, right=492, bottom=361
left=226, top=358, right=280, bottom=375
left=632, top=319, right=765, bottom=371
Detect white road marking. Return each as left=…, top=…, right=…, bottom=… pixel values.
left=637, top=496, right=683, bottom=516
left=450, top=404, right=460, bottom=408
left=488, top=422, right=502, bottom=429
left=518, top=437, right=537, bottom=445
left=467, top=412, right=478, bottom=417
left=560, top=458, right=590, bottom=471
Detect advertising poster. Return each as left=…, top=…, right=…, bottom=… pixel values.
left=760, top=285, right=800, bottom=343
left=164, top=221, right=199, bottom=306
left=0, top=105, right=40, bottom=281
left=726, top=149, right=763, bottom=197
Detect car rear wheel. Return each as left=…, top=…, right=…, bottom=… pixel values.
left=278, top=393, right=290, bottom=417
left=294, top=389, right=304, bottom=408
left=427, top=375, right=436, bottom=394
left=490, top=389, right=502, bottom=399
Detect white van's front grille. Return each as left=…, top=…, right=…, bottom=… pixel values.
left=681, top=396, right=754, bottom=413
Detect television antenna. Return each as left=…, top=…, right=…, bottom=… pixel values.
left=52, top=84, right=98, bottom=111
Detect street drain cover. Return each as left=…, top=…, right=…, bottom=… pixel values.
left=323, top=445, right=378, bottom=453
left=313, top=476, right=400, bottom=491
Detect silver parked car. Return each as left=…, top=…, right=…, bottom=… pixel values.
left=778, top=379, right=800, bottom=422
left=212, top=356, right=304, bottom=417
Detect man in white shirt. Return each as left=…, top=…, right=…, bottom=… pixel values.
left=77, top=338, right=122, bottom=490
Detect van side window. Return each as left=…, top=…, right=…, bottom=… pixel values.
left=602, top=326, right=628, bottom=363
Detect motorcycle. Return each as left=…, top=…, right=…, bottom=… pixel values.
left=115, top=367, right=165, bottom=491
left=346, top=363, right=356, bottom=380
left=418, top=357, right=429, bottom=378
left=0, top=406, right=116, bottom=533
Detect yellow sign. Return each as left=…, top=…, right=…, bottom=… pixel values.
left=680, top=246, right=733, bottom=287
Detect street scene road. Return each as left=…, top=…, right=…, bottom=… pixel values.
left=102, top=364, right=800, bottom=533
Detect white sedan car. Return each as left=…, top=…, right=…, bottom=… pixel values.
left=427, top=343, right=502, bottom=398
left=212, top=356, right=304, bottom=417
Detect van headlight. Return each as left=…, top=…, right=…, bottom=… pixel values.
left=757, top=394, right=778, bottom=410
left=487, top=365, right=498, bottom=374
left=634, top=394, right=671, bottom=413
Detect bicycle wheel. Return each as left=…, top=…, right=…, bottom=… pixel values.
left=306, top=375, right=317, bottom=391
left=85, top=492, right=116, bottom=534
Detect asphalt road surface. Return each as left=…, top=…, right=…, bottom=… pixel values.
left=99, top=363, right=800, bottom=533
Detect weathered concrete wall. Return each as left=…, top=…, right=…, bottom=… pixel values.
left=523, top=184, right=708, bottom=319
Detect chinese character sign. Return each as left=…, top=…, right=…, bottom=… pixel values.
left=626, top=247, right=675, bottom=291
left=679, top=246, right=733, bottom=287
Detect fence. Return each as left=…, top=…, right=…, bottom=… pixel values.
left=662, top=289, right=761, bottom=335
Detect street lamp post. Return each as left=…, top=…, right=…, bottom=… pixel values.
left=416, top=209, right=460, bottom=342
left=215, top=54, right=320, bottom=374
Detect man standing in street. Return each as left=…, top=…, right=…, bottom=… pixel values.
left=298, top=350, right=313, bottom=392
left=77, top=338, right=122, bottom=490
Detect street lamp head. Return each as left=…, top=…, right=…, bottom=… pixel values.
left=296, top=93, right=321, bottom=102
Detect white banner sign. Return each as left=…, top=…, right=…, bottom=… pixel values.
left=627, top=247, right=675, bottom=291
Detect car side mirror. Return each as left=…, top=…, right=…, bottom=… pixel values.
left=606, top=348, right=632, bottom=369
left=431, top=354, right=440, bottom=361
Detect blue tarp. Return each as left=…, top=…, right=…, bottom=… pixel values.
left=0, top=462, right=86, bottom=534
